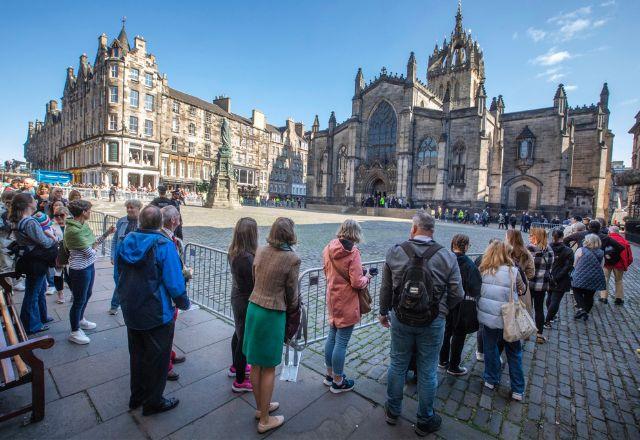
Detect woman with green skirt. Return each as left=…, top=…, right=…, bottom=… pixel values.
left=243, top=217, right=300, bottom=434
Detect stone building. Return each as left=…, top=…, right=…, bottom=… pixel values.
left=307, top=4, right=613, bottom=218
left=626, top=111, right=640, bottom=219
left=24, top=22, right=308, bottom=198
left=609, top=160, right=629, bottom=214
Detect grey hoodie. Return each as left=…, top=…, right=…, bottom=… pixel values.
left=379, top=237, right=464, bottom=319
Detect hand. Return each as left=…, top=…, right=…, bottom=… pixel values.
left=378, top=314, right=390, bottom=328
left=107, top=226, right=116, bottom=235
left=44, top=229, right=56, bottom=239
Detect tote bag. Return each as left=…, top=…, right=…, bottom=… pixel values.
left=501, top=268, right=537, bottom=342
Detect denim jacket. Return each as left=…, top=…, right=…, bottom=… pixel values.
left=111, top=216, right=134, bottom=258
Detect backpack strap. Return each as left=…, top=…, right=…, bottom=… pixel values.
left=400, top=241, right=443, bottom=261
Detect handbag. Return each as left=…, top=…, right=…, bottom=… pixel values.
left=501, top=268, right=537, bottom=342
left=285, top=293, right=305, bottom=343
left=453, top=294, right=479, bottom=335
left=328, top=252, right=372, bottom=315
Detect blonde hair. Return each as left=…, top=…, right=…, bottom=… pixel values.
left=583, top=233, right=601, bottom=250
left=479, top=241, right=514, bottom=275
left=529, top=227, right=548, bottom=248
left=336, top=219, right=362, bottom=243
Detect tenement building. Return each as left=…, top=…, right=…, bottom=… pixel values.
left=24, top=21, right=308, bottom=198
left=306, top=4, right=613, bottom=218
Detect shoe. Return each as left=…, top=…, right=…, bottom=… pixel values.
left=46, top=287, right=56, bottom=295
left=476, top=352, right=484, bottom=362
left=582, top=313, right=589, bottom=322
left=447, top=366, right=468, bottom=376
left=29, top=324, right=50, bottom=335
left=108, top=308, right=118, bottom=315
left=484, top=381, right=495, bottom=390
left=128, top=400, right=142, bottom=410
left=384, top=403, right=399, bottom=425
left=142, top=397, right=179, bottom=416
left=511, top=392, right=524, bottom=401
left=438, top=361, right=449, bottom=369
left=330, top=377, right=355, bottom=394
left=573, top=310, right=585, bottom=320
left=69, top=330, right=90, bottom=344
left=415, top=414, right=442, bottom=436
left=173, top=354, right=186, bottom=364
left=167, top=370, right=180, bottom=381
left=79, top=318, right=97, bottom=330
left=232, top=379, right=253, bottom=393
left=56, top=292, right=65, bottom=304
left=543, top=322, right=552, bottom=329
left=536, top=335, right=547, bottom=344
left=257, top=415, right=284, bottom=434
left=13, top=279, right=25, bottom=291
left=614, top=298, right=624, bottom=305
left=254, top=402, right=279, bottom=419
left=228, top=364, right=251, bottom=378
left=323, top=374, right=333, bottom=386
left=43, top=316, right=55, bottom=323
left=599, top=297, right=608, bottom=304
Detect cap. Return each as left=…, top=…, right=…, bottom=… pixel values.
left=33, top=211, right=53, bottom=228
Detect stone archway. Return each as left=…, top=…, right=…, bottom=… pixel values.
left=370, top=178, right=386, bottom=195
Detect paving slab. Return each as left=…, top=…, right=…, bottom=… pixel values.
left=69, top=412, right=147, bottom=440
left=171, top=318, right=232, bottom=353
left=172, top=338, right=231, bottom=387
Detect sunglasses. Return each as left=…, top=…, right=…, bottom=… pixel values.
left=54, top=214, right=67, bottom=218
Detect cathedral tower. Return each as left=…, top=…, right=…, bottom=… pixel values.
left=427, top=1, right=485, bottom=110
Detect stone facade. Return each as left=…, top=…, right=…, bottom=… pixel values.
left=627, top=111, right=640, bottom=218
left=307, top=4, right=613, bottom=218
left=24, top=22, right=308, bottom=198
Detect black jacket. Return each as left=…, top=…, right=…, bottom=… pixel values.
left=456, top=253, right=482, bottom=298
left=550, top=242, right=574, bottom=292
left=230, top=251, right=255, bottom=300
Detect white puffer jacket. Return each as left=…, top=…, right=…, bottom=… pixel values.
left=477, top=266, right=519, bottom=330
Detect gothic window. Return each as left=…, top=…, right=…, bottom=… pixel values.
left=454, top=82, right=460, bottom=100
left=416, top=137, right=438, bottom=184
left=367, top=101, right=397, bottom=164
left=450, top=141, right=466, bottom=184
left=515, top=126, right=536, bottom=172
left=337, top=145, right=348, bottom=183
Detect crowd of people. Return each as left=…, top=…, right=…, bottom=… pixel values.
left=1, top=174, right=635, bottom=435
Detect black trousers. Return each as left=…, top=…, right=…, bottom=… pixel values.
left=531, top=290, right=546, bottom=334
left=439, top=314, right=466, bottom=369
left=573, top=288, right=595, bottom=313
left=545, top=289, right=565, bottom=323
left=128, top=321, right=174, bottom=408
left=231, top=296, right=248, bottom=383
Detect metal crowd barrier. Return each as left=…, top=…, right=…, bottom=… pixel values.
left=87, top=211, right=119, bottom=257
left=61, top=188, right=204, bottom=206
left=531, top=222, right=561, bottom=230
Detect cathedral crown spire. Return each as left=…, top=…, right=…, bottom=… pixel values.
left=454, top=0, right=463, bottom=36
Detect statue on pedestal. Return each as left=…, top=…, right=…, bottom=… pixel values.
left=205, top=118, right=240, bottom=208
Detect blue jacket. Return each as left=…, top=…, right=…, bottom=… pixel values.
left=115, top=230, right=190, bottom=330
left=111, top=216, right=133, bottom=258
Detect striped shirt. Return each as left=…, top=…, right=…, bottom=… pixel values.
left=68, top=235, right=107, bottom=270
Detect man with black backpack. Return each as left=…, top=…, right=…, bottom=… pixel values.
left=378, top=211, right=463, bottom=436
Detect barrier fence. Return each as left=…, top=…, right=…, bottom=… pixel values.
left=61, top=187, right=204, bottom=206
left=87, top=211, right=119, bottom=257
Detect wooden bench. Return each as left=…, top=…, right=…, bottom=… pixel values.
left=0, top=276, right=54, bottom=423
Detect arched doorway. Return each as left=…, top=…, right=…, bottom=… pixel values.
left=515, top=185, right=531, bottom=211
left=370, top=178, right=386, bottom=196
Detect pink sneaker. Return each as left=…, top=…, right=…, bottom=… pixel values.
left=228, top=364, right=251, bottom=377
left=232, top=379, right=253, bottom=393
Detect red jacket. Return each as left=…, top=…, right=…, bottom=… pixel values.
left=606, top=232, right=633, bottom=271
left=322, top=239, right=369, bottom=328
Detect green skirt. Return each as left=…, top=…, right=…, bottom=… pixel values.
left=243, top=302, right=285, bottom=368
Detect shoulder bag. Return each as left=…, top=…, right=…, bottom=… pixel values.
left=502, top=268, right=537, bottom=342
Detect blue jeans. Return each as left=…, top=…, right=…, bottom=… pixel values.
left=324, top=325, right=354, bottom=377
left=386, top=313, right=445, bottom=422
left=46, top=271, right=55, bottom=290
left=68, top=265, right=95, bottom=331
left=482, top=326, right=525, bottom=394
left=20, top=272, right=48, bottom=333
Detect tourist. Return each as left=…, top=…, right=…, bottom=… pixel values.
left=323, top=219, right=371, bottom=393
left=544, top=228, right=574, bottom=328
left=572, top=234, right=606, bottom=321
left=505, top=229, right=534, bottom=313
left=150, top=186, right=178, bottom=209
left=378, top=211, right=463, bottom=435
left=65, top=200, right=115, bottom=344
left=108, top=185, right=117, bottom=202
left=108, top=199, right=143, bottom=315
left=600, top=225, right=633, bottom=305
left=22, top=177, right=36, bottom=195
left=160, top=205, right=190, bottom=381
left=477, top=240, right=526, bottom=401
left=68, top=189, right=82, bottom=202
left=244, top=217, right=300, bottom=433
left=439, top=234, right=481, bottom=376
left=509, top=212, right=517, bottom=229
left=526, top=227, right=554, bottom=344
left=228, top=217, right=258, bottom=392
left=498, top=212, right=506, bottom=229
left=51, top=206, right=71, bottom=304
left=10, top=193, right=57, bottom=333
left=115, top=205, right=189, bottom=416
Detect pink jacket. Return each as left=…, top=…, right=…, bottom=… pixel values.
left=322, top=239, right=369, bottom=328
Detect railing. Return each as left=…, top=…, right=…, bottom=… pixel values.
left=60, top=188, right=204, bottom=206
left=531, top=222, right=561, bottom=230
left=87, top=211, right=119, bottom=257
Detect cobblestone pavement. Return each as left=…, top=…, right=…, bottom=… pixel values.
left=93, top=201, right=640, bottom=439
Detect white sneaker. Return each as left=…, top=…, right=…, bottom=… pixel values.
left=484, top=381, right=495, bottom=390
left=476, top=351, right=484, bottom=362
left=79, top=318, right=97, bottom=330
left=13, top=279, right=25, bottom=291
left=46, top=287, right=56, bottom=295
left=511, top=392, right=523, bottom=401
left=69, top=330, right=90, bottom=345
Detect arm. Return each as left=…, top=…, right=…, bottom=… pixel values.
left=23, top=219, right=56, bottom=248
left=236, top=253, right=255, bottom=294
left=347, top=248, right=369, bottom=290
left=110, top=219, right=122, bottom=258
left=468, top=263, right=483, bottom=298
left=524, top=254, right=535, bottom=280
left=446, top=253, right=464, bottom=309
left=515, top=269, right=526, bottom=295
left=556, top=248, right=574, bottom=280
left=379, top=259, right=393, bottom=316
left=159, top=243, right=189, bottom=310
left=284, top=257, right=301, bottom=313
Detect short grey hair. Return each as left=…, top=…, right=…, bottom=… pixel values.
left=124, top=199, right=143, bottom=210
left=336, top=219, right=363, bottom=243
left=161, top=205, right=180, bottom=227
left=583, top=233, right=601, bottom=250
left=139, top=206, right=162, bottom=230
left=412, top=210, right=435, bottom=232
left=574, top=222, right=586, bottom=232
left=608, top=225, right=619, bottom=234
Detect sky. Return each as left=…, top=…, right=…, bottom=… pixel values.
left=1, top=0, right=638, bottom=165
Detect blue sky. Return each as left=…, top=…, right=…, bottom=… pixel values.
left=1, top=0, right=638, bottom=164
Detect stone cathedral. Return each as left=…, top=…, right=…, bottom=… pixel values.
left=306, top=4, right=613, bottom=218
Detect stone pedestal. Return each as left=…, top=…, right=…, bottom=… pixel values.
left=205, top=175, right=240, bottom=208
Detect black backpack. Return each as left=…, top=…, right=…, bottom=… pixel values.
left=394, top=242, right=443, bottom=327
left=603, top=242, right=621, bottom=265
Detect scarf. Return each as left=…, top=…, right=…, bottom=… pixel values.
left=277, top=243, right=293, bottom=252
left=64, top=218, right=96, bottom=250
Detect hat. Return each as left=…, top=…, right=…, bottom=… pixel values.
left=33, top=211, right=53, bottom=228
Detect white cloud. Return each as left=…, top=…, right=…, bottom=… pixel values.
left=532, top=48, right=572, bottom=66
left=526, top=27, right=546, bottom=42
left=548, top=6, right=592, bottom=24
left=565, top=85, right=578, bottom=91
left=600, top=1, right=615, bottom=7
left=560, top=18, right=590, bottom=40
left=545, top=6, right=608, bottom=41
left=619, top=98, right=639, bottom=106
left=593, top=19, right=608, bottom=27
